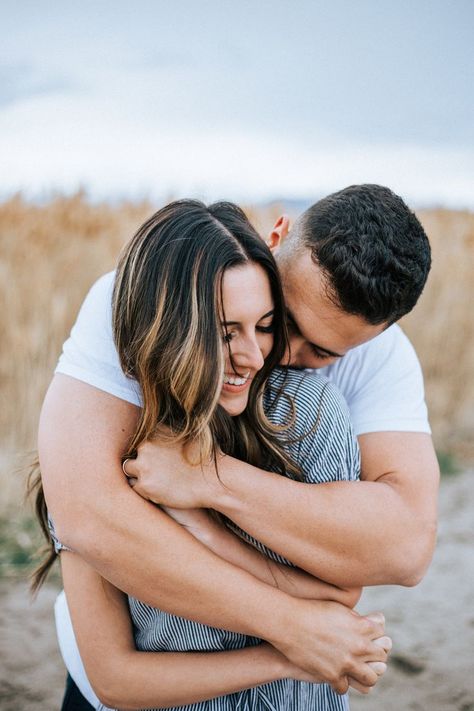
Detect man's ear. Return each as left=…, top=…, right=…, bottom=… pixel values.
left=267, top=214, right=290, bottom=251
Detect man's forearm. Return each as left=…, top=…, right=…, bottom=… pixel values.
left=55, top=482, right=293, bottom=639
left=40, top=376, right=288, bottom=640
left=207, top=453, right=437, bottom=588
left=163, top=507, right=360, bottom=606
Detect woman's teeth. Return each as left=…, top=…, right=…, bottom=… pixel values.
left=223, top=372, right=250, bottom=386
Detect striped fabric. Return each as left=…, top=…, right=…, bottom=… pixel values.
left=53, top=368, right=360, bottom=710
left=113, top=369, right=358, bottom=710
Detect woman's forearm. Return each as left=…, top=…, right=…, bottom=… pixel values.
left=163, top=507, right=361, bottom=607
left=60, top=552, right=316, bottom=710
left=98, top=643, right=289, bottom=710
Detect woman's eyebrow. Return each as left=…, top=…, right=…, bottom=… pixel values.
left=258, top=309, right=275, bottom=321
left=222, top=309, right=274, bottom=326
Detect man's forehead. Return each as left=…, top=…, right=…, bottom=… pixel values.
left=281, top=254, right=339, bottom=324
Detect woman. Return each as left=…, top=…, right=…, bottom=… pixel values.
left=32, top=200, right=388, bottom=710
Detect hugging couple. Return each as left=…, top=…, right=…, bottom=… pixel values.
left=32, top=184, right=439, bottom=711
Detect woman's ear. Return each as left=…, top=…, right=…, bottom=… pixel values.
left=267, top=215, right=290, bottom=251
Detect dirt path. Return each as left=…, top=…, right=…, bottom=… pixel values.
left=350, top=468, right=474, bottom=711
left=0, top=580, right=64, bottom=710
left=1, top=470, right=473, bottom=710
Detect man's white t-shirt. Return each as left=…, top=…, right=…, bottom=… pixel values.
left=56, top=271, right=431, bottom=435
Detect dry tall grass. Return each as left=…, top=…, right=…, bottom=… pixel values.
left=401, top=209, right=474, bottom=460
left=1, top=194, right=473, bottom=512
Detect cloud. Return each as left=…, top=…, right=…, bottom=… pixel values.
left=0, top=63, right=73, bottom=110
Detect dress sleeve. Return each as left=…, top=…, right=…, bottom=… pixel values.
left=267, top=369, right=360, bottom=485
left=322, top=325, right=431, bottom=436
left=47, top=514, right=73, bottom=553
left=232, top=370, right=360, bottom=566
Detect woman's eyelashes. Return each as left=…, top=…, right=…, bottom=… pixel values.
left=222, top=320, right=274, bottom=343
left=223, top=330, right=236, bottom=343
left=256, top=322, right=274, bottom=334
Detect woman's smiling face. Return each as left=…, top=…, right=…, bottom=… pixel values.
left=219, top=262, right=275, bottom=416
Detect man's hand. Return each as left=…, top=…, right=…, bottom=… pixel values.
left=125, top=438, right=217, bottom=509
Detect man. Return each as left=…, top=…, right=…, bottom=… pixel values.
left=128, top=184, right=438, bottom=589
left=40, top=184, right=438, bottom=694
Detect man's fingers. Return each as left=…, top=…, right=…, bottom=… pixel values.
left=348, top=663, right=386, bottom=695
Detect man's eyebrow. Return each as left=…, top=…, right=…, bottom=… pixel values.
left=222, top=309, right=274, bottom=326
left=286, top=309, right=343, bottom=358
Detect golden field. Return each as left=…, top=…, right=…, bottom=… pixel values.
left=0, top=193, right=473, bottom=513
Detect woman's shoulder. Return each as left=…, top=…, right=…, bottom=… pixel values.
left=267, top=368, right=348, bottom=413
left=265, top=368, right=350, bottom=444
left=265, top=368, right=359, bottom=482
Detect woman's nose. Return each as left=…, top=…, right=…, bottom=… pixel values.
left=234, top=335, right=265, bottom=372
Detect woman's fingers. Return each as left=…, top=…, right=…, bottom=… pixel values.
left=349, top=660, right=388, bottom=694
left=348, top=677, right=372, bottom=694
left=122, top=456, right=138, bottom=476
left=365, top=611, right=385, bottom=627
left=374, top=635, right=392, bottom=653
left=122, top=457, right=139, bottom=487
left=368, top=661, right=387, bottom=675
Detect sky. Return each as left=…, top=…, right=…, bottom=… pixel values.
left=1, top=0, right=473, bottom=207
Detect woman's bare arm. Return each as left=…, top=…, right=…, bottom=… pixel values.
left=60, top=553, right=322, bottom=710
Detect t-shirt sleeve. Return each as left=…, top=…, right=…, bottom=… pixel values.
left=55, top=271, right=142, bottom=406
left=345, top=326, right=430, bottom=436
left=321, top=325, right=431, bottom=436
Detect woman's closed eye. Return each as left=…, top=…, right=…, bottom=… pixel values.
left=256, top=321, right=274, bottom=334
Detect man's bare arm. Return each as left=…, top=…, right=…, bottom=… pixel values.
left=130, top=432, right=439, bottom=588
left=161, top=506, right=361, bottom=607
left=39, top=375, right=286, bottom=630
left=39, top=374, right=388, bottom=691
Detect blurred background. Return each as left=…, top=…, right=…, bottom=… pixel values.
left=0, top=2, right=473, bottom=710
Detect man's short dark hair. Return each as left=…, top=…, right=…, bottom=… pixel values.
left=294, top=184, right=431, bottom=325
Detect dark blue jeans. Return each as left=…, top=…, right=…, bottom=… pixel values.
left=61, top=674, right=95, bottom=710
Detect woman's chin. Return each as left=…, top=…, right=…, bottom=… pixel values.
left=219, top=392, right=249, bottom=417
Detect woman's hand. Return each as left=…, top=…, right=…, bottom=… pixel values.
left=160, top=506, right=220, bottom=544
left=267, top=631, right=389, bottom=694
left=124, top=439, right=218, bottom=509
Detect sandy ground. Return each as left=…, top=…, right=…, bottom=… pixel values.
left=1, top=469, right=473, bottom=711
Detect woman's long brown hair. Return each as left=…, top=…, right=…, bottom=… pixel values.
left=29, top=199, right=299, bottom=592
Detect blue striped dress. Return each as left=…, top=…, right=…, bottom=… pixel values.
left=53, top=367, right=360, bottom=710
